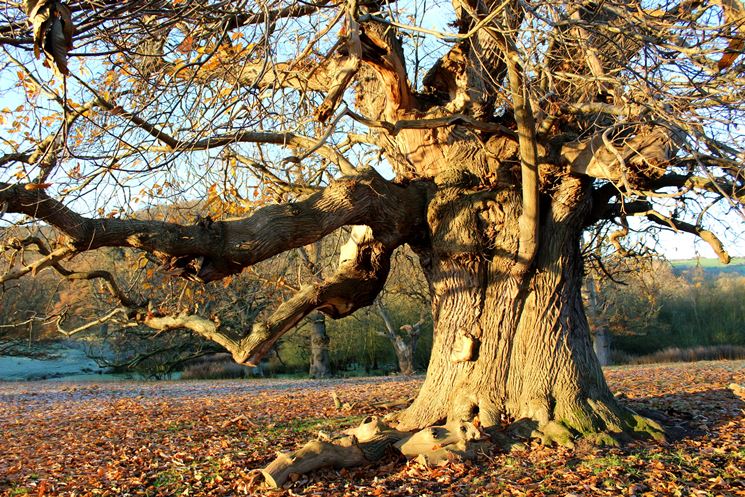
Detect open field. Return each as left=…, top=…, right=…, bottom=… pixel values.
left=1, top=361, right=743, bottom=496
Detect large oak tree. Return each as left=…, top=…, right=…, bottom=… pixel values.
left=1, top=0, right=744, bottom=481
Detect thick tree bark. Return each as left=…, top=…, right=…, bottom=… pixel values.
left=394, top=175, right=662, bottom=444
left=3, top=0, right=692, bottom=459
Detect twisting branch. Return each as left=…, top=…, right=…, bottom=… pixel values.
left=56, top=308, right=128, bottom=337
left=0, top=242, right=75, bottom=283
left=651, top=172, right=745, bottom=205
left=0, top=236, right=143, bottom=307
left=1, top=170, right=430, bottom=363
left=315, top=2, right=361, bottom=123
left=135, top=222, right=429, bottom=368
left=236, top=225, right=396, bottom=365
left=642, top=211, right=731, bottom=264
left=1, top=169, right=428, bottom=282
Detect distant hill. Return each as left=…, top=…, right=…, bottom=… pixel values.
left=670, top=257, right=745, bottom=277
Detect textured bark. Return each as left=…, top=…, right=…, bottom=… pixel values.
left=261, top=416, right=408, bottom=488
left=0, top=169, right=427, bottom=282
left=4, top=0, right=695, bottom=458
left=393, top=174, right=661, bottom=444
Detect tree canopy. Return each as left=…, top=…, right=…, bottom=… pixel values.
left=1, top=0, right=743, bottom=363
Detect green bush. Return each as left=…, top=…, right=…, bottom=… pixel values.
left=598, top=263, right=745, bottom=356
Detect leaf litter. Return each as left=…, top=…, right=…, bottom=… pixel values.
left=0, top=361, right=743, bottom=496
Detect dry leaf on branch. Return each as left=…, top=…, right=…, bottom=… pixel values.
left=26, top=0, right=74, bottom=76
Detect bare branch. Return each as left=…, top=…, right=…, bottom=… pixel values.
left=0, top=243, right=75, bottom=283
left=56, top=308, right=128, bottom=337
left=651, top=173, right=745, bottom=205
left=0, top=236, right=142, bottom=307
left=642, top=211, right=731, bottom=264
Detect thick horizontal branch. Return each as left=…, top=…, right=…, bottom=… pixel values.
left=651, top=172, right=745, bottom=204
left=230, top=58, right=339, bottom=93
left=585, top=200, right=652, bottom=226
left=227, top=1, right=333, bottom=31
left=1, top=169, right=429, bottom=282
left=345, top=109, right=516, bottom=138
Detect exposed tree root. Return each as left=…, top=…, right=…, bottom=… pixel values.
left=258, top=417, right=487, bottom=488
left=258, top=401, right=667, bottom=489
left=260, top=416, right=407, bottom=488
left=509, top=402, right=667, bottom=450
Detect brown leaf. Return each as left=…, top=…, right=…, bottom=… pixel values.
left=24, top=182, right=52, bottom=190
left=28, top=1, right=74, bottom=76
left=717, top=38, right=744, bottom=72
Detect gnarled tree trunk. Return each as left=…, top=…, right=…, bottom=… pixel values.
left=393, top=174, right=660, bottom=444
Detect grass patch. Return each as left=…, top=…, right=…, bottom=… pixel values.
left=670, top=257, right=745, bottom=268
left=579, top=454, right=626, bottom=475
left=280, top=415, right=366, bottom=435
left=164, top=420, right=192, bottom=432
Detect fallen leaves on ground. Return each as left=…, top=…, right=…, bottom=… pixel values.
left=0, top=361, right=743, bottom=496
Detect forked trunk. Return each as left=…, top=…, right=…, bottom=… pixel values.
left=376, top=302, right=420, bottom=375
left=391, top=336, right=416, bottom=376
left=396, top=176, right=660, bottom=444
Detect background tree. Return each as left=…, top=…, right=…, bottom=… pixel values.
left=374, top=246, right=431, bottom=374
left=2, top=0, right=745, bottom=471
left=298, top=240, right=335, bottom=378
